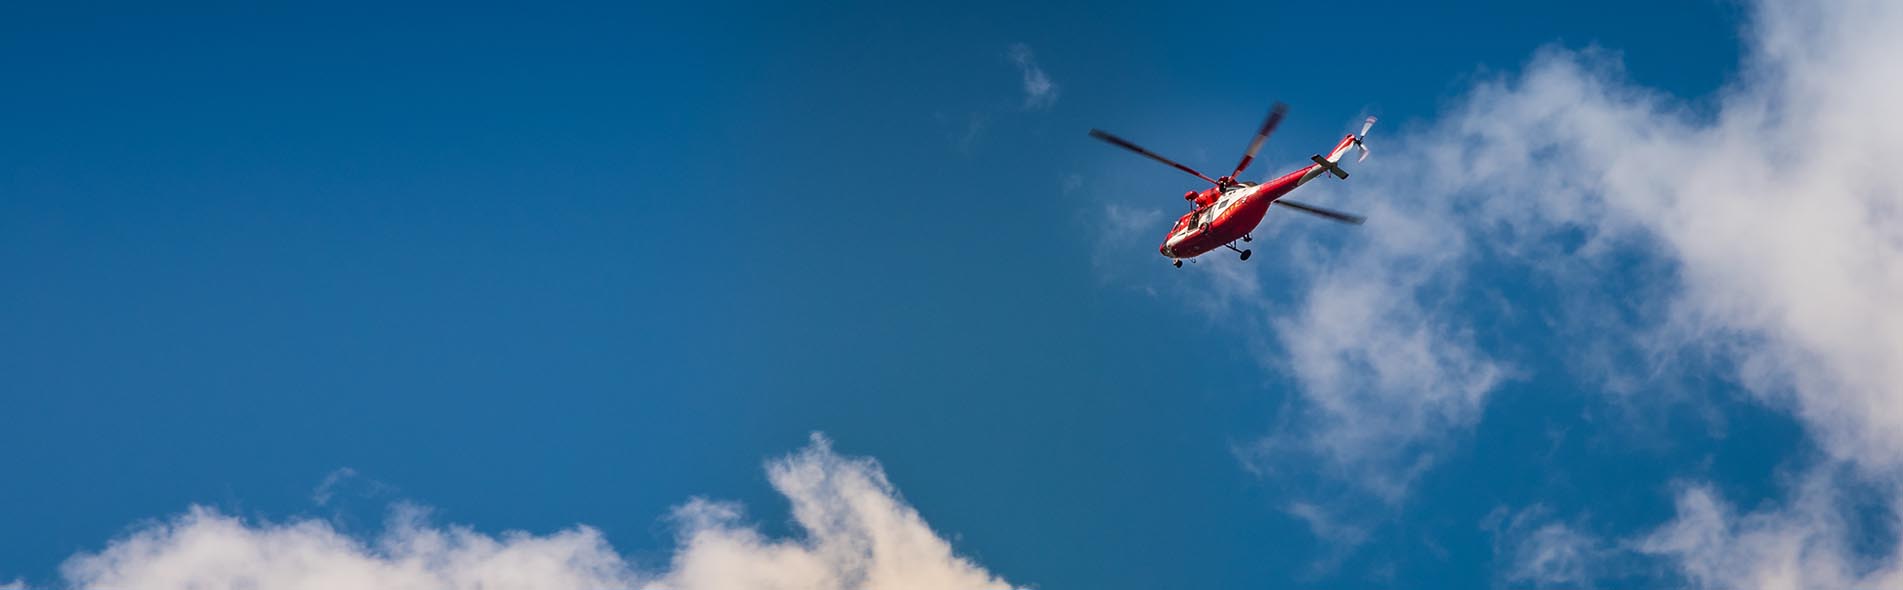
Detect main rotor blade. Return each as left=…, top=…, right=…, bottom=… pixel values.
left=1231, top=102, right=1288, bottom=179
left=1088, top=129, right=1220, bottom=185
left=1275, top=199, right=1365, bottom=225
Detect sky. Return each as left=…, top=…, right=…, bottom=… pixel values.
left=4, top=0, right=1903, bottom=588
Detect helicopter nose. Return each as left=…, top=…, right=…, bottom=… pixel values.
left=1159, top=243, right=1174, bottom=257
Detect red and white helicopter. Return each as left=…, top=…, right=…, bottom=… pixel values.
left=1090, top=103, right=1374, bottom=267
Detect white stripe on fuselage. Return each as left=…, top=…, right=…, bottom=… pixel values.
left=1165, top=184, right=1256, bottom=249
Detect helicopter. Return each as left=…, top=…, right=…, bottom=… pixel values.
left=1090, top=103, right=1373, bottom=267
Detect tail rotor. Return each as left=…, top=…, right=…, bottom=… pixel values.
left=1353, top=116, right=1376, bottom=162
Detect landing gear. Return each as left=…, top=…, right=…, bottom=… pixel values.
left=1173, top=259, right=1183, bottom=268
left=1242, top=234, right=1253, bottom=243
left=1223, top=242, right=1253, bottom=261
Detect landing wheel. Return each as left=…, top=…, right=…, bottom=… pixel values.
left=1239, top=249, right=1252, bottom=261
left=1173, top=260, right=1183, bottom=268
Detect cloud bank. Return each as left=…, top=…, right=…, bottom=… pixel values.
left=1264, top=0, right=1903, bottom=583
left=1400, top=0, right=1903, bottom=475
left=59, top=434, right=1015, bottom=590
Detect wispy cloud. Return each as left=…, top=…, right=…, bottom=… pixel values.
left=1484, top=505, right=1612, bottom=587
left=1008, top=43, right=1058, bottom=110
left=1242, top=205, right=1508, bottom=502
left=1060, top=173, right=1083, bottom=195
left=311, top=467, right=357, bottom=507
left=936, top=111, right=989, bottom=154
left=1634, top=467, right=1901, bottom=590
left=59, top=434, right=1017, bottom=590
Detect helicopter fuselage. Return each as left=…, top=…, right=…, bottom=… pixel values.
left=1158, top=135, right=1352, bottom=260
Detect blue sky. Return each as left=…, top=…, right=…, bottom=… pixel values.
left=7, top=1, right=1903, bottom=588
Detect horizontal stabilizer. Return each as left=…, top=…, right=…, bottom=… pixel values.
left=1310, top=154, right=1349, bottom=179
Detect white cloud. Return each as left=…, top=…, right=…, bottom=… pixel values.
left=1008, top=44, right=1058, bottom=110
left=1218, top=160, right=1510, bottom=505
left=1636, top=469, right=1903, bottom=590
left=1484, top=506, right=1609, bottom=587
left=1285, top=501, right=1369, bottom=547
left=654, top=434, right=1011, bottom=590
left=1428, top=0, right=1903, bottom=473
left=1251, top=206, right=1508, bottom=501
left=64, top=503, right=634, bottom=590
left=1202, top=0, right=1903, bottom=499
left=60, top=434, right=1017, bottom=590
left=1280, top=0, right=1903, bottom=582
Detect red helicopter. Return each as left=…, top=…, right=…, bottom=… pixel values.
left=1090, top=103, right=1374, bottom=267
